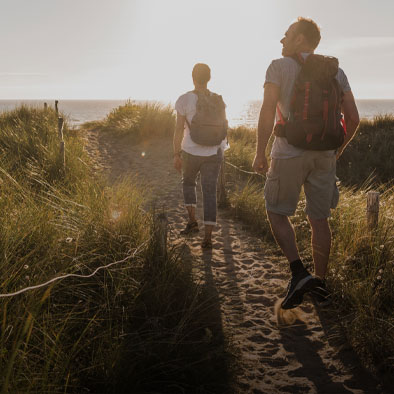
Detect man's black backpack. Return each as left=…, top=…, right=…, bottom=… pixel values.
left=274, top=54, right=346, bottom=150
left=186, top=90, right=228, bottom=146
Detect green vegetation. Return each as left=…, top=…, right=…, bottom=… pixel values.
left=0, top=107, right=229, bottom=393
left=337, top=115, right=394, bottom=186
left=224, top=118, right=394, bottom=384
left=225, top=126, right=257, bottom=171
left=327, top=185, right=394, bottom=381
left=82, top=100, right=176, bottom=143
left=3, top=101, right=392, bottom=391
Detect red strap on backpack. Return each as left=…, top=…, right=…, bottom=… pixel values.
left=303, top=82, right=311, bottom=120
left=276, top=105, right=286, bottom=125
left=292, top=53, right=305, bottom=65
left=320, top=89, right=329, bottom=141
left=341, top=117, right=347, bottom=134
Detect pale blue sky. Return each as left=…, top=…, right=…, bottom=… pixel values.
left=1, top=0, right=393, bottom=102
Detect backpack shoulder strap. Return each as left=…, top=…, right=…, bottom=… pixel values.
left=291, top=53, right=306, bottom=65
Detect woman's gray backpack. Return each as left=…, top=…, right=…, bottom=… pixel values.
left=186, top=90, right=228, bottom=146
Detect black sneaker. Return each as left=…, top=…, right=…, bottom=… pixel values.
left=281, top=269, right=316, bottom=310
left=180, top=221, right=199, bottom=235
left=310, top=278, right=332, bottom=307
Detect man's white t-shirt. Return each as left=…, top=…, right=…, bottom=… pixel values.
left=175, top=91, right=228, bottom=157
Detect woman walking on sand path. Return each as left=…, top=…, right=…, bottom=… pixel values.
left=173, top=63, right=228, bottom=249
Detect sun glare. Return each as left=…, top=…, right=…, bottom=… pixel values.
left=123, top=0, right=280, bottom=104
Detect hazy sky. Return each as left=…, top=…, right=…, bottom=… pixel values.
left=1, top=0, right=393, bottom=103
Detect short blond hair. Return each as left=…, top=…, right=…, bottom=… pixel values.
left=295, top=17, right=321, bottom=49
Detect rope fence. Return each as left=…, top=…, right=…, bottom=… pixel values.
left=0, top=237, right=151, bottom=299
left=217, top=158, right=265, bottom=206
left=224, top=160, right=266, bottom=178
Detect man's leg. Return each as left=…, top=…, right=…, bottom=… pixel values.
left=303, top=152, right=337, bottom=306
left=267, top=211, right=315, bottom=309
left=266, top=211, right=300, bottom=263
left=200, top=154, right=222, bottom=246
left=264, top=157, right=303, bottom=261
left=181, top=153, right=200, bottom=234
left=264, top=156, right=316, bottom=308
left=186, top=206, right=196, bottom=223
left=308, top=217, right=331, bottom=279
left=204, top=225, right=214, bottom=242
left=306, top=216, right=332, bottom=306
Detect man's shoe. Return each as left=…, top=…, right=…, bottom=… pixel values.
left=281, top=269, right=315, bottom=310
left=310, top=278, right=332, bottom=307
left=180, top=221, right=199, bottom=235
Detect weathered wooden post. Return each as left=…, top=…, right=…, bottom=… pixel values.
left=55, top=100, right=59, bottom=114
left=58, top=116, right=65, bottom=171
left=58, top=117, right=64, bottom=139
left=367, top=191, right=379, bottom=230
left=60, top=141, right=65, bottom=171
left=156, top=213, right=168, bottom=259
left=44, top=102, right=48, bottom=110
left=218, top=158, right=227, bottom=207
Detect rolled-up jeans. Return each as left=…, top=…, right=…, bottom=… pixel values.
left=182, top=150, right=222, bottom=225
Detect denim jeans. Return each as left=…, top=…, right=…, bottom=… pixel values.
left=182, top=150, right=223, bottom=225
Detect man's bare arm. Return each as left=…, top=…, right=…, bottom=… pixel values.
left=253, top=83, right=280, bottom=173
left=337, top=90, right=360, bottom=158
left=173, top=112, right=185, bottom=154
left=173, top=112, right=185, bottom=172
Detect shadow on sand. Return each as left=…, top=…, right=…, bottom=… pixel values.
left=278, top=303, right=384, bottom=394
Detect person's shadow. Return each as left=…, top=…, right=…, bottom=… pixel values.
left=181, top=242, right=234, bottom=393
left=278, top=304, right=384, bottom=394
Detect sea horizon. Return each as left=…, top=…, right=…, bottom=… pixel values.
left=0, top=98, right=393, bottom=128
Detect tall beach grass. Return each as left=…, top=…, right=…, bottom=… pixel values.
left=337, top=115, right=394, bottom=186
left=0, top=106, right=230, bottom=393
left=82, top=100, right=176, bottom=143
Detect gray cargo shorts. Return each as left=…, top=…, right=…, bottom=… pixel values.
left=264, top=151, right=339, bottom=219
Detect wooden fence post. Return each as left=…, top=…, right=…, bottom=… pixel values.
left=58, top=116, right=65, bottom=171
left=44, top=102, right=48, bottom=110
left=367, top=191, right=379, bottom=230
left=58, top=117, right=64, bottom=139
left=55, top=100, right=59, bottom=114
left=60, top=141, right=65, bottom=171
left=218, top=158, right=227, bottom=207
left=155, top=213, right=168, bottom=259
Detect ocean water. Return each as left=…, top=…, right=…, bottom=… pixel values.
left=0, top=99, right=126, bottom=127
left=228, top=99, right=394, bottom=128
left=0, top=99, right=393, bottom=128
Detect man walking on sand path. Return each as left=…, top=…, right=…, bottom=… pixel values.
left=173, top=63, right=228, bottom=249
left=252, top=17, right=360, bottom=309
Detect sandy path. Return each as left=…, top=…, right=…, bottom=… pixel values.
left=83, top=130, right=383, bottom=394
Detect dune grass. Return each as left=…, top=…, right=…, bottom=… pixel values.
left=0, top=107, right=230, bottom=393
left=337, top=115, right=394, bottom=186
left=82, top=100, right=176, bottom=143
left=224, top=117, right=394, bottom=384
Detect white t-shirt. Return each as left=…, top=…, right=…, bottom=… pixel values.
left=264, top=53, right=352, bottom=159
left=175, top=90, right=228, bottom=157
